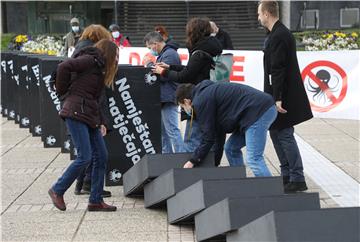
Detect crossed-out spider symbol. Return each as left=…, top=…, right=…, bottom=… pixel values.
left=305, top=69, right=340, bottom=105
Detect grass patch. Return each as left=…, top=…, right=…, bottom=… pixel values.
left=1, top=33, right=15, bottom=51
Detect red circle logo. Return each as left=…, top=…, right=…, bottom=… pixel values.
left=301, top=60, right=347, bottom=112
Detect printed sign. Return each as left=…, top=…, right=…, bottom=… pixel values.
left=302, top=60, right=347, bottom=112
left=104, top=66, right=161, bottom=185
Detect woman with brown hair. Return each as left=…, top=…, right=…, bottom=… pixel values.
left=48, top=39, right=119, bottom=212
left=70, top=24, right=113, bottom=197
left=71, top=24, right=112, bottom=57
left=152, top=17, right=223, bottom=155
left=153, top=17, right=222, bottom=84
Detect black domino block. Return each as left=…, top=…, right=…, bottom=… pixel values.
left=167, top=177, right=283, bottom=224
left=226, top=207, right=360, bottom=242
left=122, top=152, right=215, bottom=196
left=195, top=193, right=321, bottom=241
left=144, top=166, right=246, bottom=208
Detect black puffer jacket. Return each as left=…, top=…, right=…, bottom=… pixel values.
left=56, top=47, right=105, bottom=128
left=162, top=36, right=223, bottom=85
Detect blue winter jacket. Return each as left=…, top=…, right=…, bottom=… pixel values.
left=156, top=43, right=181, bottom=103
left=190, top=80, right=275, bottom=165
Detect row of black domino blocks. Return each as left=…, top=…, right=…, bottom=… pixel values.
left=123, top=153, right=360, bottom=241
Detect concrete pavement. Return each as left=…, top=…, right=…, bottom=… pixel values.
left=1, top=116, right=359, bottom=241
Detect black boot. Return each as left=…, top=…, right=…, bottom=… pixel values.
left=74, top=180, right=84, bottom=195
left=81, top=181, right=112, bottom=198
left=284, top=181, right=308, bottom=193
left=81, top=181, right=91, bottom=194
left=282, top=176, right=290, bottom=186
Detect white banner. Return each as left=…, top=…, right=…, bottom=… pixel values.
left=118, top=47, right=360, bottom=120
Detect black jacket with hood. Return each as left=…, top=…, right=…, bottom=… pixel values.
left=162, top=36, right=223, bottom=85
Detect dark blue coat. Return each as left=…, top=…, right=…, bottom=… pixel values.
left=190, top=80, right=274, bottom=165
left=156, top=43, right=181, bottom=103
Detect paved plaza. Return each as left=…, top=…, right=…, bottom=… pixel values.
left=1, top=116, right=359, bottom=241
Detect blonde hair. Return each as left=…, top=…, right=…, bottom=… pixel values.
left=94, top=39, right=118, bottom=87
left=80, top=24, right=112, bottom=43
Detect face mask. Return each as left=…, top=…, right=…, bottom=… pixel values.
left=112, top=31, right=120, bottom=39
left=210, top=33, right=216, bottom=37
left=185, top=108, right=192, bottom=117
left=150, top=49, right=159, bottom=56
left=72, top=26, right=80, bottom=33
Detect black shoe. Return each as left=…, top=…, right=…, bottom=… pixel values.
left=102, top=190, right=112, bottom=198
left=74, top=180, right=84, bottom=195
left=282, top=176, right=290, bottom=186
left=284, top=181, right=308, bottom=193
left=82, top=181, right=91, bottom=193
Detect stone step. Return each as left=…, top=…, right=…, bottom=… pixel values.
left=167, top=176, right=283, bottom=224
left=123, top=152, right=214, bottom=196
left=226, top=207, right=360, bottom=242
left=195, top=193, right=321, bottom=241
left=144, top=166, right=246, bottom=208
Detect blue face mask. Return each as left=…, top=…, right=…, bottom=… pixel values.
left=150, top=49, right=159, bottom=56
left=185, top=108, right=192, bottom=117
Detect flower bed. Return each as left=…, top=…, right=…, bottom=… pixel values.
left=7, top=34, right=64, bottom=56
left=295, top=30, right=359, bottom=51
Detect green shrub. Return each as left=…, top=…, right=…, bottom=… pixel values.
left=1, top=33, right=16, bottom=51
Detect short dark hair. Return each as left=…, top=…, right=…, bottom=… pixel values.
left=175, top=84, right=195, bottom=104
left=143, top=31, right=164, bottom=44
left=259, top=1, right=279, bottom=18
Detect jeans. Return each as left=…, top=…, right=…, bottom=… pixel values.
left=161, top=103, right=186, bottom=153
left=184, top=118, right=202, bottom=152
left=270, top=127, right=305, bottom=182
left=224, top=105, right=277, bottom=177
left=52, top=118, right=108, bottom=203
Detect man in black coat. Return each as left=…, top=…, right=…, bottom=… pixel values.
left=176, top=81, right=277, bottom=177
left=258, top=1, right=313, bottom=193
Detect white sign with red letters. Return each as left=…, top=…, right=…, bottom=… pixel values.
left=118, top=47, right=360, bottom=120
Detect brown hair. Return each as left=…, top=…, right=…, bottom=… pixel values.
left=176, top=84, right=195, bottom=104
left=154, top=25, right=169, bottom=38
left=94, top=39, right=118, bottom=87
left=259, top=1, right=279, bottom=18
left=80, top=24, right=112, bottom=43
left=185, top=17, right=212, bottom=50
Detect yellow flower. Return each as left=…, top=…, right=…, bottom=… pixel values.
left=351, top=32, right=359, bottom=38
left=327, top=34, right=334, bottom=39
left=15, top=35, right=28, bottom=43
left=47, top=50, right=56, bottom=56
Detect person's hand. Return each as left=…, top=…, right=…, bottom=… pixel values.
left=152, top=65, right=165, bottom=75
left=183, top=161, right=194, bottom=168
left=276, top=101, right=287, bottom=113
left=155, top=62, right=169, bottom=69
left=100, top=125, right=107, bottom=136
left=143, top=55, right=153, bottom=67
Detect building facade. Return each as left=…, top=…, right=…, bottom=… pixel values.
left=2, top=1, right=359, bottom=50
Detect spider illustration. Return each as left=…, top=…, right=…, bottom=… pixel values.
left=306, top=69, right=340, bottom=105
